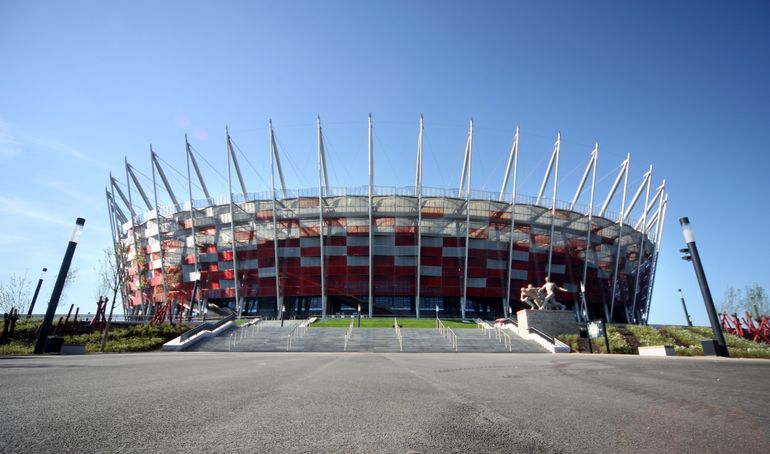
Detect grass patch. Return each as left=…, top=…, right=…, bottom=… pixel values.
left=0, top=320, right=190, bottom=354
left=558, top=324, right=770, bottom=358
left=311, top=318, right=475, bottom=329
left=625, top=325, right=672, bottom=347
left=597, top=326, right=635, bottom=354
left=559, top=326, right=634, bottom=354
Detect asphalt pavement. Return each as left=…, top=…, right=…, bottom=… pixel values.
left=0, top=352, right=768, bottom=453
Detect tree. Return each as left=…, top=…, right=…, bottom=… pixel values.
left=0, top=272, right=32, bottom=313
left=719, top=284, right=769, bottom=318
left=745, top=284, right=769, bottom=318
left=95, top=246, right=126, bottom=312
left=58, top=267, right=78, bottom=307
left=718, top=286, right=743, bottom=314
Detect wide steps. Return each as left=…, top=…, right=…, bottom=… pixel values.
left=184, top=321, right=547, bottom=353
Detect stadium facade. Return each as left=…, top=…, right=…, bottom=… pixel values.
left=106, top=117, right=667, bottom=324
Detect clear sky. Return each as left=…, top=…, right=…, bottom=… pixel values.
left=1, top=0, right=768, bottom=324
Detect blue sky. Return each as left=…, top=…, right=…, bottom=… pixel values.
left=1, top=1, right=768, bottom=324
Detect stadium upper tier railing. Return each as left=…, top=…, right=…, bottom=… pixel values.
left=138, top=185, right=630, bottom=227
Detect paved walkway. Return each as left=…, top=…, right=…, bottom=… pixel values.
left=2, top=353, right=768, bottom=453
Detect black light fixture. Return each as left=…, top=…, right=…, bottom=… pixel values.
left=679, top=217, right=728, bottom=357
left=34, top=218, right=85, bottom=354
left=25, top=267, right=47, bottom=319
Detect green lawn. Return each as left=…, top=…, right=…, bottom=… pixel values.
left=311, top=317, right=477, bottom=329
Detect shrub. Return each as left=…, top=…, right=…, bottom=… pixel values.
left=625, top=325, right=671, bottom=347
left=594, top=325, right=634, bottom=354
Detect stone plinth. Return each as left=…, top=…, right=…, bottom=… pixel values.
left=638, top=346, right=676, bottom=356
left=517, top=309, right=578, bottom=337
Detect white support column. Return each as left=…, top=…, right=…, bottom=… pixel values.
left=415, top=115, right=424, bottom=318
left=536, top=141, right=558, bottom=206
left=105, top=189, right=127, bottom=317
left=150, top=145, right=169, bottom=311
left=111, top=174, right=134, bottom=218
left=317, top=117, right=327, bottom=317
left=187, top=140, right=211, bottom=200
left=185, top=135, right=201, bottom=318
left=225, top=128, right=242, bottom=319
left=644, top=192, right=667, bottom=324
left=631, top=166, right=653, bottom=321
left=271, top=125, right=288, bottom=198
left=151, top=151, right=179, bottom=207
left=126, top=161, right=154, bottom=211
left=367, top=114, right=374, bottom=318
left=598, top=157, right=630, bottom=217
left=580, top=145, right=598, bottom=321
left=546, top=133, right=561, bottom=278
left=504, top=126, right=520, bottom=317
left=609, top=154, right=631, bottom=321
left=269, top=121, right=283, bottom=316
left=461, top=119, right=473, bottom=319
left=125, top=159, right=146, bottom=315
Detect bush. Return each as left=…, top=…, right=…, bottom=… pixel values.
left=557, top=334, right=580, bottom=352
left=595, top=325, right=634, bottom=354
left=625, top=325, right=672, bottom=347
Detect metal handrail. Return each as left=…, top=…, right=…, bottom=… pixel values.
left=180, top=314, right=235, bottom=343
left=287, top=320, right=310, bottom=351
left=393, top=317, right=403, bottom=351
left=447, top=327, right=458, bottom=352
left=437, top=319, right=458, bottom=352
left=496, top=327, right=512, bottom=352
left=529, top=326, right=555, bottom=345
left=343, top=320, right=354, bottom=351
left=476, top=318, right=495, bottom=338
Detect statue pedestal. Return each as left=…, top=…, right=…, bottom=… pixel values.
left=516, top=309, right=577, bottom=337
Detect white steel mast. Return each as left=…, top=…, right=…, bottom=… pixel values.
left=269, top=121, right=283, bottom=316
left=644, top=193, right=667, bottom=324
left=317, top=117, right=328, bottom=317
left=415, top=115, right=424, bottom=318
left=185, top=134, right=202, bottom=318
left=124, top=159, right=146, bottom=315
left=546, top=133, right=561, bottom=278
left=368, top=114, right=374, bottom=318
left=631, top=166, right=653, bottom=321
left=225, top=127, right=242, bottom=319
left=461, top=119, right=473, bottom=319
left=609, top=153, right=631, bottom=321
left=575, top=144, right=598, bottom=321
left=150, top=145, right=169, bottom=315
left=503, top=126, right=519, bottom=317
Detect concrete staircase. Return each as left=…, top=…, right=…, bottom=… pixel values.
left=454, top=327, right=547, bottom=353
left=187, top=320, right=302, bottom=352
left=185, top=320, right=547, bottom=353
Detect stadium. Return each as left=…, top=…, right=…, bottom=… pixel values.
left=106, top=118, right=667, bottom=324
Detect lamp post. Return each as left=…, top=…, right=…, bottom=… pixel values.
left=357, top=304, right=361, bottom=328
left=679, top=217, right=728, bottom=357
left=34, top=218, right=85, bottom=354
left=26, top=267, right=47, bottom=319
left=678, top=289, right=693, bottom=327
left=280, top=302, right=285, bottom=327
left=435, top=304, right=439, bottom=328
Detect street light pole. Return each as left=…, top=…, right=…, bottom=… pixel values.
left=357, top=304, right=361, bottom=328
left=679, top=217, right=728, bottom=357
left=34, top=218, right=85, bottom=354
left=678, top=289, right=693, bottom=327
left=26, top=267, right=47, bottom=319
